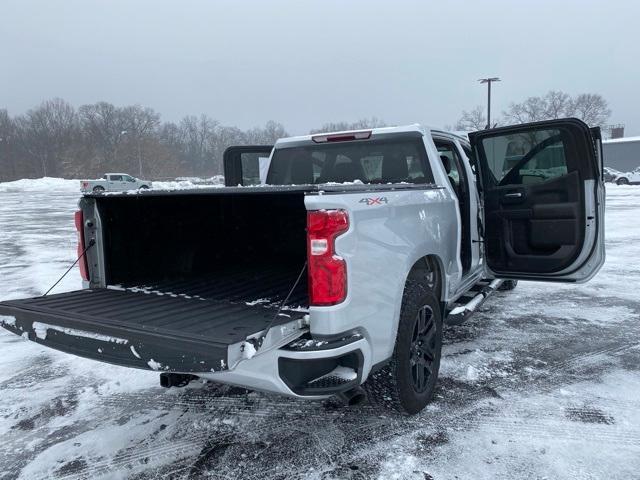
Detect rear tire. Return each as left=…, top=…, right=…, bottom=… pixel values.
left=617, top=177, right=629, bottom=185
left=365, top=278, right=442, bottom=415
left=92, top=186, right=105, bottom=193
left=498, top=279, right=518, bottom=291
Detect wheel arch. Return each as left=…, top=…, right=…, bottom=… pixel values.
left=404, top=254, right=445, bottom=303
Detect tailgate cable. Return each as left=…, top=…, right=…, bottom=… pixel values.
left=42, top=239, right=96, bottom=296
left=248, top=261, right=308, bottom=352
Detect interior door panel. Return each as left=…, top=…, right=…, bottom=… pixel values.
left=485, top=171, right=583, bottom=273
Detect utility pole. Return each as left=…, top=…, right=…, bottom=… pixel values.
left=478, top=77, right=500, bottom=129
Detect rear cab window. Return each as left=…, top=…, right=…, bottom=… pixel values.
left=267, top=137, right=434, bottom=185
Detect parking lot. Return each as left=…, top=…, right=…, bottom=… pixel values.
left=1, top=180, right=639, bottom=480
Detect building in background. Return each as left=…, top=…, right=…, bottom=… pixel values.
left=602, top=136, right=640, bottom=172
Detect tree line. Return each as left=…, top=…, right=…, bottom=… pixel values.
left=454, top=90, right=611, bottom=131
left=0, top=99, right=294, bottom=182
left=0, top=91, right=612, bottom=181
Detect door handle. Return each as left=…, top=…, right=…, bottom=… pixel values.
left=504, top=192, right=522, bottom=198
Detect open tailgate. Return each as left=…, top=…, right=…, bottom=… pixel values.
left=0, top=289, right=301, bottom=373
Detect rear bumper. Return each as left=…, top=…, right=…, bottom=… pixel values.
left=0, top=306, right=373, bottom=399
left=203, top=335, right=373, bottom=399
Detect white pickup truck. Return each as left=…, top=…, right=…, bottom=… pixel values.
left=0, top=118, right=605, bottom=414
left=80, top=173, right=152, bottom=193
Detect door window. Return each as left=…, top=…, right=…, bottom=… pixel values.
left=480, top=129, right=568, bottom=186
left=240, top=152, right=265, bottom=185
left=110, top=175, right=123, bottom=181
left=436, top=143, right=462, bottom=188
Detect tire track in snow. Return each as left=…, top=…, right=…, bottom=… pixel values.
left=44, top=333, right=640, bottom=480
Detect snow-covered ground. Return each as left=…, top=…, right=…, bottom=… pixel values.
left=0, top=180, right=639, bottom=480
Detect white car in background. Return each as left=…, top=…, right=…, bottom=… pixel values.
left=614, top=167, right=640, bottom=185
left=80, top=173, right=152, bottom=193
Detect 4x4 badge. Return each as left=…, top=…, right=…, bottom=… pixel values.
left=359, top=197, right=388, bottom=206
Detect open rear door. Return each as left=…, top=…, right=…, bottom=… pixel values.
left=223, top=145, right=273, bottom=186
left=469, top=118, right=604, bottom=282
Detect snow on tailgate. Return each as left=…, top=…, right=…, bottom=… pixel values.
left=31, top=321, right=129, bottom=344
left=0, top=315, right=17, bottom=328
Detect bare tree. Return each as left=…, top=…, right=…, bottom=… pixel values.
left=570, top=93, right=611, bottom=126
left=502, top=95, right=549, bottom=125
left=78, top=102, right=131, bottom=171
left=544, top=90, right=573, bottom=119
left=15, top=98, right=78, bottom=177
left=0, top=109, right=17, bottom=180
left=120, top=105, right=160, bottom=176
left=179, top=115, right=219, bottom=175
left=502, top=90, right=610, bottom=126
left=454, top=106, right=487, bottom=131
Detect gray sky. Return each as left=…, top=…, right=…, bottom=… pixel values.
left=2, top=0, right=639, bottom=135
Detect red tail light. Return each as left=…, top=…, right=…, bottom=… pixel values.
left=75, top=210, right=90, bottom=281
left=311, top=130, right=371, bottom=143
left=307, top=210, right=349, bottom=306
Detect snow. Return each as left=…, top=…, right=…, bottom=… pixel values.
left=241, top=341, right=257, bottom=360
left=32, top=321, right=129, bottom=344
left=245, top=298, right=271, bottom=306
left=0, top=177, right=77, bottom=193
left=0, top=314, right=16, bottom=328
left=0, top=182, right=639, bottom=479
left=147, top=359, right=163, bottom=370
left=0, top=176, right=224, bottom=195
left=130, top=345, right=141, bottom=359
left=603, top=135, right=640, bottom=144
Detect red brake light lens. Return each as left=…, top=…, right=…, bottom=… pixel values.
left=307, top=210, right=349, bottom=306
left=311, top=130, right=371, bottom=143
left=75, top=210, right=90, bottom=281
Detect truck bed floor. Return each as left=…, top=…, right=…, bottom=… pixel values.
left=114, top=263, right=308, bottom=309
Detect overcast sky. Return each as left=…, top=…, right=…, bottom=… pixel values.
left=2, top=0, right=639, bottom=135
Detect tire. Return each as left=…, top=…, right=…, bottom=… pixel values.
left=139, top=185, right=150, bottom=190
left=617, top=177, right=629, bottom=185
left=92, top=186, right=105, bottom=193
left=498, top=279, right=518, bottom=291
left=364, top=278, right=443, bottom=415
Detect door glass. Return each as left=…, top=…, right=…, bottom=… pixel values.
left=240, top=153, right=264, bottom=185
left=480, top=129, right=568, bottom=186
left=110, top=175, right=123, bottom=181
left=436, top=144, right=461, bottom=188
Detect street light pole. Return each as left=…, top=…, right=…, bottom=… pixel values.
left=478, top=77, right=500, bottom=129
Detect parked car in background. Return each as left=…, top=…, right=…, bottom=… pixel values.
left=80, top=174, right=152, bottom=193
left=614, top=167, right=640, bottom=185
left=603, top=166, right=622, bottom=183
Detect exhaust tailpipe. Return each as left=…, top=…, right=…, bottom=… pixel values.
left=336, top=386, right=367, bottom=406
